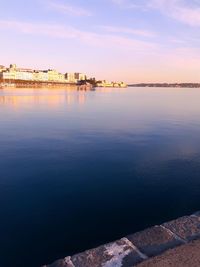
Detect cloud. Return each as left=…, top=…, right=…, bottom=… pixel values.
left=47, top=1, right=92, bottom=17
left=0, top=20, right=156, bottom=51
left=149, top=0, right=200, bottom=26
left=100, top=25, right=156, bottom=38
left=111, top=0, right=148, bottom=10
left=112, top=0, right=200, bottom=27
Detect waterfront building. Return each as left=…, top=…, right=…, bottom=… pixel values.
left=96, top=80, right=127, bottom=88
left=9, top=64, right=17, bottom=70
left=119, top=82, right=127, bottom=88
left=0, top=63, right=126, bottom=87
left=45, top=70, right=65, bottom=82
left=0, top=65, right=6, bottom=72
left=0, top=70, right=16, bottom=80
left=96, top=80, right=113, bottom=87
left=47, top=70, right=60, bottom=81
left=65, top=73, right=77, bottom=83
left=15, top=71, right=33, bottom=81
left=74, top=73, right=87, bottom=81
left=33, top=71, right=48, bottom=81
left=58, top=73, right=65, bottom=82
left=0, top=64, right=33, bottom=81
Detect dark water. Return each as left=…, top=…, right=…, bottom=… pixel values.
left=1, top=87, right=200, bottom=267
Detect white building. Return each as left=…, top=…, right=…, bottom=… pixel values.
left=0, top=71, right=16, bottom=80
left=65, top=73, right=76, bottom=83
left=0, top=64, right=82, bottom=84
left=33, top=71, right=48, bottom=81
left=15, top=71, right=33, bottom=81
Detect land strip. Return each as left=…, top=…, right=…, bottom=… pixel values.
left=129, top=83, right=200, bottom=88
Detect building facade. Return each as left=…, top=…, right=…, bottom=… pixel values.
left=65, top=73, right=76, bottom=83
left=0, top=64, right=87, bottom=84
left=74, top=73, right=87, bottom=81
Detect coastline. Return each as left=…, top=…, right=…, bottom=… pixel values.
left=0, top=79, right=77, bottom=88
left=0, top=64, right=127, bottom=89
left=0, top=79, right=126, bottom=89
left=128, top=83, right=200, bottom=88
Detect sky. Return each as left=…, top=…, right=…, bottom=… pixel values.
left=1, top=0, right=200, bottom=83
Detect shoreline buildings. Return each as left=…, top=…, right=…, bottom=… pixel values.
left=0, top=64, right=127, bottom=88
left=0, top=64, right=86, bottom=84
left=96, top=80, right=127, bottom=88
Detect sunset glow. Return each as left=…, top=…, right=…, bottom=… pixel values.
left=1, top=0, right=200, bottom=83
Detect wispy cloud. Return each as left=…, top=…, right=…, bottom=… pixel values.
left=112, top=0, right=200, bottom=27
left=149, top=0, right=200, bottom=27
left=47, top=1, right=92, bottom=17
left=0, top=20, right=156, bottom=51
left=110, top=0, right=148, bottom=10
left=100, top=25, right=156, bottom=38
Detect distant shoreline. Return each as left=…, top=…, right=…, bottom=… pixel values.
left=0, top=64, right=127, bottom=89
left=3, top=80, right=199, bottom=89
left=129, top=83, right=200, bottom=88
left=0, top=79, right=126, bottom=89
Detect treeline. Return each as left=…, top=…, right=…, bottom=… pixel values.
left=77, top=78, right=100, bottom=87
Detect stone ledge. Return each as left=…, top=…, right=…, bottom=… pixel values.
left=42, top=211, right=200, bottom=267
left=136, top=239, right=200, bottom=267
left=163, top=215, right=200, bottom=241
left=71, top=238, right=144, bottom=267
left=126, top=225, right=183, bottom=257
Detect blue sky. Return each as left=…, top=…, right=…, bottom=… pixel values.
left=1, top=0, right=200, bottom=82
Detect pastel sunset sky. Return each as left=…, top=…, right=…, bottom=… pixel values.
left=1, top=0, right=200, bottom=83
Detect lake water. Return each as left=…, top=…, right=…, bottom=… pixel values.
left=1, top=87, right=200, bottom=267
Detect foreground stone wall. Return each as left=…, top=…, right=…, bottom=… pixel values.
left=42, top=212, right=200, bottom=267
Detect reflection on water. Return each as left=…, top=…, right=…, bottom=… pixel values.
left=0, top=87, right=95, bottom=107
left=1, top=87, right=200, bottom=267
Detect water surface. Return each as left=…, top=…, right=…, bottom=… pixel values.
left=1, top=87, right=200, bottom=267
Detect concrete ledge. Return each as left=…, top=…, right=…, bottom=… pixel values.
left=42, top=211, right=200, bottom=267
left=126, top=225, right=183, bottom=257
left=163, top=215, right=200, bottom=241
left=71, top=238, right=145, bottom=267
left=136, top=239, right=200, bottom=267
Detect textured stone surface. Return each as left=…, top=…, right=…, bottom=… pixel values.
left=136, top=239, right=200, bottom=267
left=43, top=257, right=75, bottom=267
left=127, top=225, right=183, bottom=257
left=42, top=212, right=200, bottom=267
left=194, top=211, right=200, bottom=217
left=71, top=238, right=144, bottom=267
left=163, top=215, right=200, bottom=241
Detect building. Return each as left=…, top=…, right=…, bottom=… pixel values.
left=45, top=70, right=65, bottom=82
left=33, top=71, right=48, bottom=81
left=0, top=64, right=89, bottom=84
left=46, top=70, right=59, bottom=81
left=0, top=70, right=16, bottom=80
left=96, top=80, right=113, bottom=87
left=65, top=73, right=76, bottom=83
left=0, top=65, right=5, bottom=72
left=74, top=73, right=86, bottom=81
left=9, top=64, right=17, bottom=70
left=96, top=80, right=127, bottom=88
left=58, top=73, right=65, bottom=82
left=15, top=71, right=33, bottom=81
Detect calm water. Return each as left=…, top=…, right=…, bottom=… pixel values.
left=1, top=87, right=200, bottom=267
